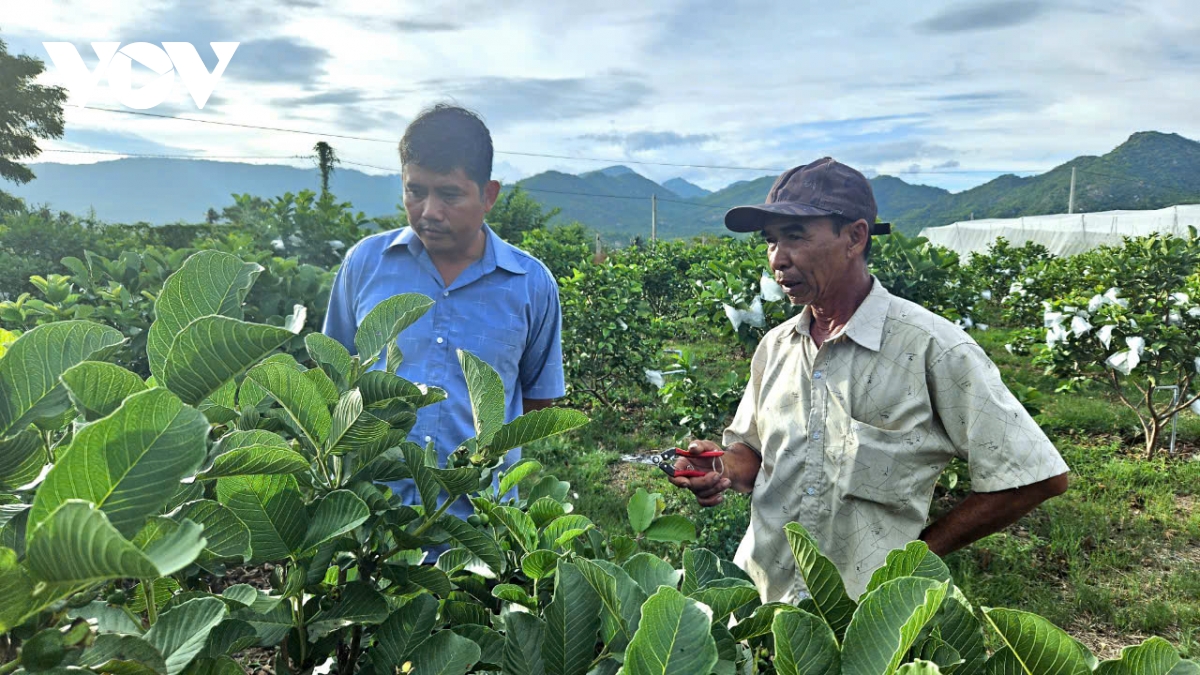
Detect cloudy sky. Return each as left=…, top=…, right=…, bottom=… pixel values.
left=4, top=0, right=1198, bottom=192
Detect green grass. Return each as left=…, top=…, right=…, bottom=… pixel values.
left=526, top=326, right=1200, bottom=658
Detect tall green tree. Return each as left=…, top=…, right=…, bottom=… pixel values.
left=488, top=185, right=560, bottom=242
left=313, top=140, right=338, bottom=197
left=0, top=34, right=67, bottom=213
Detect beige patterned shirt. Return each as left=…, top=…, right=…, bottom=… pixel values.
left=726, top=277, right=1069, bottom=602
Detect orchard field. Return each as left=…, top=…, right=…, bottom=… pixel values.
left=0, top=188, right=1198, bottom=674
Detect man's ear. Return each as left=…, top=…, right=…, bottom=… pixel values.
left=482, top=180, right=502, bottom=213
left=846, top=219, right=869, bottom=259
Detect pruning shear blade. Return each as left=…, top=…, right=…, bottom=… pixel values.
left=620, top=447, right=724, bottom=479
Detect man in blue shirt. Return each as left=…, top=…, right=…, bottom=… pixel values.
left=322, top=104, right=565, bottom=527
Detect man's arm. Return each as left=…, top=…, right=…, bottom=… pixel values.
left=919, top=472, right=1068, bottom=556
left=523, top=398, right=554, bottom=413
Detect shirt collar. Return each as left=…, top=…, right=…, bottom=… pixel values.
left=793, top=276, right=891, bottom=352
left=387, top=223, right=527, bottom=275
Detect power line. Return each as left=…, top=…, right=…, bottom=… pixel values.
left=39, top=148, right=307, bottom=161
left=67, top=103, right=1052, bottom=176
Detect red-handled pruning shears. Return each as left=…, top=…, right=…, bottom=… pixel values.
left=620, top=447, right=725, bottom=478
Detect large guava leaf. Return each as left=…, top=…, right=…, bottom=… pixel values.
left=60, top=361, right=146, bottom=421
left=772, top=608, right=841, bottom=675
left=29, top=387, right=208, bottom=540
left=542, top=560, right=602, bottom=675
left=162, top=316, right=292, bottom=405
left=354, top=294, right=434, bottom=362
left=623, top=585, right=718, bottom=675
left=982, top=608, right=1097, bottom=675
left=784, top=522, right=857, bottom=641
left=840, top=577, right=949, bottom=675
left=0, top=321, right=125, bottom=438
left=147, top=250, right=262, bottom=381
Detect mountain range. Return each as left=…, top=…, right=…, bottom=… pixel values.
left=8, top=131, right=1200, bottom=241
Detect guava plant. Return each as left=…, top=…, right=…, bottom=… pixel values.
left=1034, top=230, right=1200, bottom=456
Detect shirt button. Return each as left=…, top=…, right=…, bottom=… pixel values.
left=436, top=337, right=444, bottom=344
left=424, top=435, right=432, bottom=443
left=806, top=487, right=816, bottom=496
left=812, top=431, right=822, bottom=441
left=813, top=370, right=824, bottom=380
left=443, top=291, right=449, bottom=297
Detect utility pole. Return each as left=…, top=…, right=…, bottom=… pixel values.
left=1068, top=167, right=1076, bottom=214
left=650, top=193, right=658, bottom=241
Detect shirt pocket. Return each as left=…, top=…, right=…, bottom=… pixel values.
left=836, top=417, right=918, bottom=508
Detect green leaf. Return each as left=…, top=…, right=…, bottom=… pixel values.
left=528, top=475, right=570, bottom=503
left=0, top=429, right=46, bottom=490
left=624, top=585, right=719, bottom=675
left=681, top=548, right=722, bottom=595
left=215, top=475, right=308, bottom=562
left=200, top=619, right=259, bottom=658
left=431, top=467, right=483, bottom=498
left=78, top=634, right=167, bottom=675
left=371, top=594, right=438, bottom=665
left=627, top=488, right=657, bottom=534
left=982, top=608, right=1095, bottom=675
left=27, top=501, right=204, bottom=584
left=162, top=316, right=293, bottom=405
left=493, top=583, right=537, bottom=609
left=865, top=541, right=952, bottom=594
left=354, top=293, right=434, bottom=362
left=772, top=608, right=841, bottom=675
left=644, top=515, right=696, bottom=543
left=305, top=332, right=352, bottom=390
left=0, top=321, right=125, bottom=438
left=145, top=597, right=228, bottom=675
left=61, top=361, right=147, bottom=421
left=404, top=627, right=481, bottom=675
left=304, top=367, right=340, bottom=406
left=624, top=552, right=681, bottom=596
left=358, top=370, right=445, bottom=407
left=543, top=515, right=594, bottom=549
left=485, top=408, right=590, bottom=457
left=0, top=546, right=33, bottom=632
left=730, top=602, right=795, bottom=642
left=492, top=505, right=539, bottom=553
left=244, top=361, right=332, bottom=450
left=522, top=550, right=560, bottom=580
left=574, top=558, right=634, bottom=650
left=300, top=489, right=369, bottom=553
left=172, top=500, right=251, bottom=565
left=148, top=250, right=262, bottom=381
left=841, top=578, right=949, bottom=675
left=543, top=560, right=603, bottom=675
left=325, top=390, right=390, bottom=458
left=306, top=582, right=389, bottom=640
left=689, top=578, right=759, bottom=624
left=67, top=601, right=144, bottom=635
left=528, top=497, right=566, bottom=528
left=504, top=612, right=547, bottom=675
left=929, top=586, right=987, bottom=675
left=30, top=387, right=209, bottom=539
left=400, top=442, right=441, bottom=513
left=499, top=459, right=542, bottom=497
left=457, top=349, right=506, bottom=448
left=406, top=565, right=452, bottom=597
left=784, top=522, right=857, bottom=641
left=197, top=446, right=309, bottom=480
left=1095, top=637, right=1197, bottom=675
left=439, top=515, right=503, bottom=577
left=451, top=624, right=504, bottom=669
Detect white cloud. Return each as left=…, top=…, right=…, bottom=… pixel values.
left=12, top=0, right=1200, bottom=193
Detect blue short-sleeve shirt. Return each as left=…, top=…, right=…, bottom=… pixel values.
left=321, top=223, right=565, bottom=521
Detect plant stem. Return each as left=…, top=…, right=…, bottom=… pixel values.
left=411, top=499, right=455, bottom=538
left=0, top=657, right=20, bottom=675
left=141, top=580, right=157, bottom=625
left=293, top=594, right=308, bottom=668
left=339, top=626, right=363, bottom=675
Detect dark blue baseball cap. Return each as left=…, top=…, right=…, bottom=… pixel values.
left=724, top=157, right=891, bottom=235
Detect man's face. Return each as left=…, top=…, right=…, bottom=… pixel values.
left=762, top=215, right=866, bottom=306
left=402, top=164, right=500, bottom=257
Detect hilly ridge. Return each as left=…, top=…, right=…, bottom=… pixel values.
left=8, top=131, right=1200, bottom=241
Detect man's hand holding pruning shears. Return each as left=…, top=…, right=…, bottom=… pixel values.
left=621, top=440, right=760, bottom=507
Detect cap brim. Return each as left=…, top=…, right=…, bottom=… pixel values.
left=724, top=202, right=834, bottom=232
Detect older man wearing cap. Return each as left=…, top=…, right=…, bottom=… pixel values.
left=668, top=157, right=1069, bottom=603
